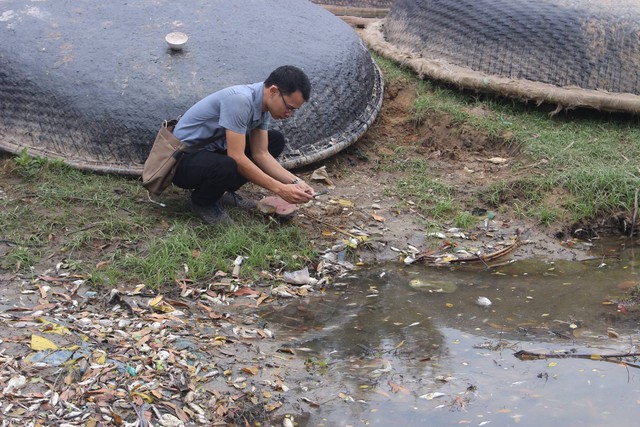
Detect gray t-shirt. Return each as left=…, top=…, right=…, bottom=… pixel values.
left=173, top=82, right=271, bottom=151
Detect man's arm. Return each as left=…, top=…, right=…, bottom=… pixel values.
left=226, top=129, right=314, bottom=204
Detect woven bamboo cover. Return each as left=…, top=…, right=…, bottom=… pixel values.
left=0, top=0, right=383, bottom=174
left=312, top=1, right=394, bottom=7
left=365, top=0, right=640, bottom=113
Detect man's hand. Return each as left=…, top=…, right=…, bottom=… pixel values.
left=297, top=180, right=315, bottom=197
left=277, top=182, right=315, bottom=204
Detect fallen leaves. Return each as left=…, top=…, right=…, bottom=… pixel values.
left=0, top=267, right=336, bottom=426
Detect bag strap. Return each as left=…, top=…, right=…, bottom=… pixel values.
left=163, top=118, right=226, bottom=156
left=182, top=136, right=221, bottom=153
left=179, top=133, right=226, bottom=156
left=163, top=118, right=179, bottom=128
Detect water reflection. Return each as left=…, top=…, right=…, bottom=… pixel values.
left=260, top=245, right=640, bottom=426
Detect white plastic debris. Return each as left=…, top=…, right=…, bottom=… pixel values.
left=283, top=267, right=310, bottom=285
left=419, top=392, right=446, bottom=400
left=476, top=296, right=492, bottom=307
left=159, top=414, right=185, bottom=427
left=271, top=286, right=294, bottom=298
left=427, top=232, right=447, bottom=239
left=232, top=256, right=244, bottom=277
left=3, top=375, right=27, bottom=394
left=404, top=255, right=416, bottom=265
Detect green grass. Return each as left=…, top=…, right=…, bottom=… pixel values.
left=453, top=211, right=476, bottom=229
left=371, top=53, right=415, bottom=84
left=394, top=169, right=457, bottom=220
left=373, top=55, right=640, bottom=227
left=1, top=152, right=313, bottom=288
left=108, top=220, right=310, bottom=288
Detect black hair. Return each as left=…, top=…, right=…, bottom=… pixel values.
left=264, top=65, right=311, bottom=101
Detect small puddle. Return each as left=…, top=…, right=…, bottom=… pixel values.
left=260, top=240, right=640, bottom=426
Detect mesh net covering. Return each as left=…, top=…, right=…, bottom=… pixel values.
left=362, top=0, right=640, bottom=114
left=0, top=0, right=383, bottom=175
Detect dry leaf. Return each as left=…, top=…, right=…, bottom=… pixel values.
left=265, top=401, right=283, bottom=412
left=148, top=295, right=176, bottom=313
left=163, top=402, right=189, bottom=422
left=301, top=397, right=320, bottom=407
left=95, top=261, right=110, bottom=270
left=388, top=380, right=409, bottom=394
left=310, top=166, right=335, bottom=188
left=256, top=293, right=269, bottom=306
left=233, top=287, right=260, bottom=296
left=241, top=366, right=259, bottom=376
left=38, top=318, right=70, bottom=335
left=371, top=212, right=385, bottom=222
left=31, top=334, right=58, bottom=351
left=37, top=285, right=49, bottom=298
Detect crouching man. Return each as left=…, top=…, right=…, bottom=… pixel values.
left=172, top=65, right=316, bottom=224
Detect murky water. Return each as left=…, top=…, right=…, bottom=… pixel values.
left=261, top=240, right=640, bottom=426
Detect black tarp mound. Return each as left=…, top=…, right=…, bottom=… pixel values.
left=0, top=0, right=383, bottom=174
left=363, top=0, right=640, bottom=114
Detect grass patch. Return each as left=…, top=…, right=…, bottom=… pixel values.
left=1, top=153, right=313, bottom=288
left=389, top=159, right=458, bottom=221
left=453, top=211, right=476, bottom=230
left=371, top=52, right=415, bottom=84
left=107, top=219, right=311, bottom=288
left=373, top=56, right=640, bottom=227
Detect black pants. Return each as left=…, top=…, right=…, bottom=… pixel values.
left=173, top=130, right=285, bottom=206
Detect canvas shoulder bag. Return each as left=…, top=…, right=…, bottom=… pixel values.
left=142, top=119, right=183, bottom=196
left=142, top=120, right=219, bottom=196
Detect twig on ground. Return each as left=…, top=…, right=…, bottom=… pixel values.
left=303, top=213, right=357, bottom=238
left=514, top=349, right=640, bottom=369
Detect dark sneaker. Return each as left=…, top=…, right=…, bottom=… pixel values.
left=219, top=192, right=257, bottom=211
left=191, top=201, right=232, bottom=225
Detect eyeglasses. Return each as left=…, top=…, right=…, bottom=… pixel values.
left=279, top=91, right=297, bottom=113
